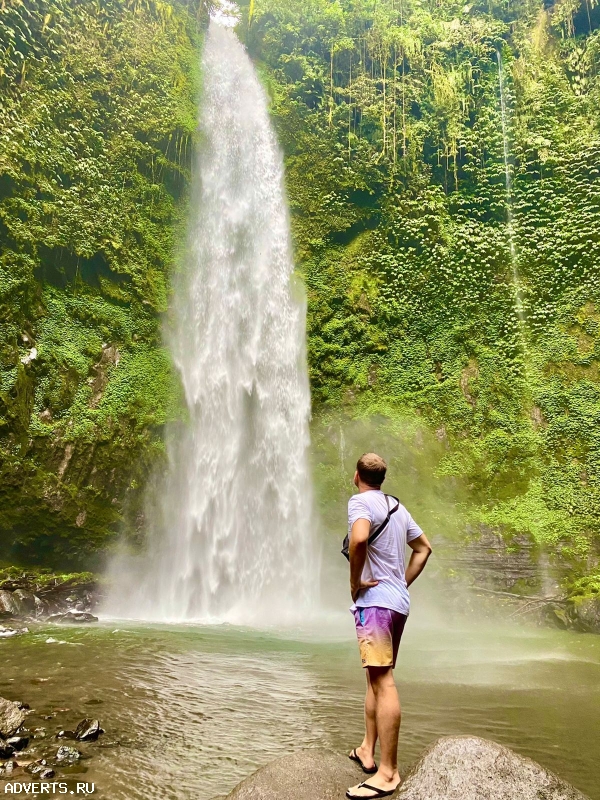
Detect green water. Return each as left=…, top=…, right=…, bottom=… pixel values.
left=0, top=606, right=598, bottom=800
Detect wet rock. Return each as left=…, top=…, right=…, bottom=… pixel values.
left=57, top=730, right=76, bottom=740
left=75, top=718, right=103, bottom=742
left=225, top=748, right=362, bottom=800
left=26, top=759, right=55, bottom=778
left=0, top=739, right=15, bottom=759
left=12, top=589, right=36, bottom=613
left=0, top=697, right=27, bottom=737
left=53, top=745, right=82, bottom=766
left=7, top=735, right=29, bottom=751
left=451, top=529, right=540, bottom=593
left=0, top=590, right=21, bottom=618
left=34, top=595, right=49, bottom=617
left=0, top=624, right=29, bottom=638
left=15, top=701, right=30, bottom=710
left=47, top=611, right=98, bottom=624
left=397, top=736, right=589, bottom=800
left=570, top=597, right=600, bottom=633
left=0, top=759, right=19, bottom=776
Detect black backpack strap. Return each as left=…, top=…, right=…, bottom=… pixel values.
left=367, top=494, right=400, bottom=546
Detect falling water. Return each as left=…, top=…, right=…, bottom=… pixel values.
left=106, top=22, right=318, bottom=624
left=496, top=49, right=525, bottom=325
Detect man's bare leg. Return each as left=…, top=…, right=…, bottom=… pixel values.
left=350, top=669, right=377, bottom=770
left=348, top=666, right=401, bottom=796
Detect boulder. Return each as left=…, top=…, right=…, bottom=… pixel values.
left=0, top=590, right=21, bottom=618
left=12, top=590, right=36, bottom=614
left=7, top=735, right=29, bottom=751
left=571, top=597, right=600, bottom=633
left=74, top=718, right=103, bottom=741
left=53, top=745, right=82, bottom=766
left=0, top=739, right=15, bottom=759
left=26, top=760, right=55, bottom=778
left=0, top=698, right=26, bottom=738
left=225, top=749, right=362, bottom=800
left=47, top=611, right=98, bottom=624
left=397, top=736, right=589, bottom=800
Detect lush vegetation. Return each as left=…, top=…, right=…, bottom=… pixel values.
left=1, top=0, right=599, bottom=598
left=0, top=0, right=206, bottom=565
left=239, top=0, right=600, bottom=593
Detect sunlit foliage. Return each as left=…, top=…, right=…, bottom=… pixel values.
left=0, top=0, right=205, bottom=565
left=240, top=0, right=600, bottom=591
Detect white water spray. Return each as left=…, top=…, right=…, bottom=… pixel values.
left=106, top=23, right=318, bottom=624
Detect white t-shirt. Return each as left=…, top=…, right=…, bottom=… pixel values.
left=348, top=490, right=423, bottom=616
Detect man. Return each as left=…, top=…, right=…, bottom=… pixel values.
left=346, top=453, right=432, bottom=799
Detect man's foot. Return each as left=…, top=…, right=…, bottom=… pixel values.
left=349, top=745, right=376, bottom=773
left=346, top=770, right=401, bottom=799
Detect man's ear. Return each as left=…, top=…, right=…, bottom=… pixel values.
left=353, top=470, right=359, bottom=488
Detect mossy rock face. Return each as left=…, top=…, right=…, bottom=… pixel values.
left=1, top=0, right=600, bottom=587
left=0, top=0, right=205, bottom=567
left=569, top=597, right=600, bottom=633
left=241, top=0, right=600, bottom=591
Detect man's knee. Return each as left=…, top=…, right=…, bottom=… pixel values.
left=367, top=666, right=394, bottom=693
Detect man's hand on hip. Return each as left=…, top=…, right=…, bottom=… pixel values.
left=349, top=518, right=378, bottom=602
left=351, top=579, right=379, bottom=603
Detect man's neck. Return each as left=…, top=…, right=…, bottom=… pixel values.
left=357, top=481, right=381, bottom=493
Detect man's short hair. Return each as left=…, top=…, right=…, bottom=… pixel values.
left=357, top=453, right=387, bottom=487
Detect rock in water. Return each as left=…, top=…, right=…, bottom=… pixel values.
left=225, top=749, right=363, bottom=800
left=0, top=698, right=26, bottom=738
left=12, top=589, right=36, bottom=614
left=0, top=591, right=21, bottom=618
left=26, top=760, right=56, bottom=778
left=398, top=736, right=590, bottom=800
left=74, top=718, right=103, bottom=741
left=47, top=611, right=98, bottom=624
left=572, top=597, right=600, bottom=633
left=0, top=738, right=15, bottom=758
left=53, top=745, right=82, bottom=765
left=7, top=735, right=29, bottom=751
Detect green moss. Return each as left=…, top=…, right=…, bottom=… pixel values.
left=242, top=0, right=600, bottom=586
left=0, top=0, right=206, bottom=568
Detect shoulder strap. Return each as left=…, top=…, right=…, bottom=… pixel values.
left=367, top=494, right=400, bottom=546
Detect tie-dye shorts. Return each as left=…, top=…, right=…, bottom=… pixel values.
left=353, top=606, right=408, bottom=668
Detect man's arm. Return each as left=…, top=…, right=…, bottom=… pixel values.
left=405, top=534, right=433, bottom=587
left=349, top=518, right=379, bottom=602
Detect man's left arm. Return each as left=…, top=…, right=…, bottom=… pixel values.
left=349, top=519, right=379, bottom=602
left=405, top=534, right=433, bottom=587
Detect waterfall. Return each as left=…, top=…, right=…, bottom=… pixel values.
left=105, top=22, right=319, bottom=624
left=496, top=49, right=525, bottom=326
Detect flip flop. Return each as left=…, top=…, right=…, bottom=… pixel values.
left=348, top=749, right=377, bottom=775
left=346, top=782, right=398, bottom=799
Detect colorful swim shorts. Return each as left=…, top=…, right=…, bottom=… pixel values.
left=352, top=606, right=407, bottom=668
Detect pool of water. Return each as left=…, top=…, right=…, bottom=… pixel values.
left=0, top=604, right=598, bottom=800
